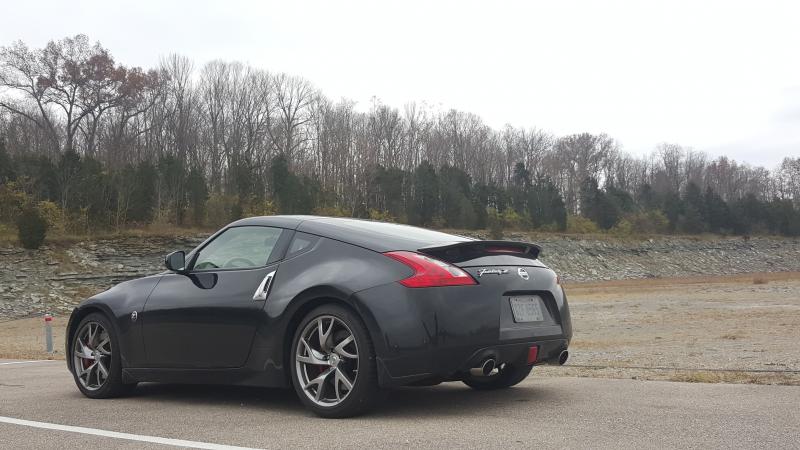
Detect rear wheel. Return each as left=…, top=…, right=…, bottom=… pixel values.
left=70, top=312, right=136, bottom=398
left=462, top=363, right=533, bottom=390
left=290, top=304, right=380, bottom=418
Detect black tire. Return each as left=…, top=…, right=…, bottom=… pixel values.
left=69, top=312, right=136, bottom=399
left=290, top=304, right=381, bottom=418
left=462, top=363, right=533, bottom=390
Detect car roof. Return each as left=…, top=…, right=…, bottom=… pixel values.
left=231, top=215, right=473, bottom=252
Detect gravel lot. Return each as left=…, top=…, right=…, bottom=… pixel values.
left=537, top=272, right=800, bottom=384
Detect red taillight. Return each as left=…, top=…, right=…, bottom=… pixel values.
left=384, top=251, right=477, bottom=288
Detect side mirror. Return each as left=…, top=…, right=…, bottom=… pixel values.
left=165, top=251, right=186, bottom=273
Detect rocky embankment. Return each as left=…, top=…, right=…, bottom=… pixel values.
left=463, top=232, right=800, bottom=282
left=1, top=233, right=799, bottom=320
left=0, top=235, right=204, bottom=320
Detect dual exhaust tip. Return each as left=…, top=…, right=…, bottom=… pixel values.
left=469, top=350, right=568, bottom=376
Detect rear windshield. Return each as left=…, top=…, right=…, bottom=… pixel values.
left=320, top=219, right=471, bottom=243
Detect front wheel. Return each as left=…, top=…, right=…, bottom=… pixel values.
left=69, top=312, right=136, bottom=398
left=462, top=363, right=533, bottom=390
left=290, top=304, right=381, bottom=418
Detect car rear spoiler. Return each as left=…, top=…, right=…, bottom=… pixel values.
left=418, top=240, right=542, bottom=264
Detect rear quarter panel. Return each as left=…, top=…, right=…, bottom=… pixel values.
left=245, top=237, right=410, bottom=382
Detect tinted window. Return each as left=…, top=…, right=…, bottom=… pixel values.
left=193, top=226, right=282, bottom=270
left=319, top=218, right=471, bottom=242
left=287, top=232, right=319, bottom=257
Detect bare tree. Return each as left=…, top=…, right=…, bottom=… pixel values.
left=270, top=73, right=315, bottom=161
left=0, top=39, right=62, bottom=154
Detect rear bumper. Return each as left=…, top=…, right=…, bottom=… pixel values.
left=351, top=271, right=572, bottom=388
left=375, top=338, right=570, bottom=387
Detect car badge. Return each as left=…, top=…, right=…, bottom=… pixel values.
left=131, top=311, right=138, bottom=322
left=517, top=268, right=530, bottom=280
left=477, top=268, right=509, bottom=277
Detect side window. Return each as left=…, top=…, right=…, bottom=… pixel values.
left=193, top=226, right=283, bottom=270
left=286, top=232, right=319, bottom=258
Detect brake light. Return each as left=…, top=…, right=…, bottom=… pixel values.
left=384, top=251, right=477, bottom=288
left=485, top=246, right=524, bottom=254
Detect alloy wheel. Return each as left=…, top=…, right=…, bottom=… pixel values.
left=295, top=315, right=359, bottom=407
left=72, top=321, right=112, bottom=391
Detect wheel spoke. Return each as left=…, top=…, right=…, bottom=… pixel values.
left=297, top=338, right=328, bottom=365
left=305, top=367, right=334, bottom=401
left=95, top=362, right=103, bottom=386
left=318, top=318, right=334, bottom=352
left=87, top=324, right=97, bottom=348
left=76, top=340, right=95, bottom=361
left=334, top=367, right=353, bottom=401
left=80, top=361, right=97, bottom=388
left=333, top=335, right=357, bottom=359
left=96, top=335, right=111, bottom=354
left=96, top=360, right=109, bottom=379
left=79, top=361, right=95, bottom=377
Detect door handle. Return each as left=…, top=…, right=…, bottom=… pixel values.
left=253, top=270, right=276, bottom=301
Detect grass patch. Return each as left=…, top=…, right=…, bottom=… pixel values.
left=668, top=370, right=798, bottom=385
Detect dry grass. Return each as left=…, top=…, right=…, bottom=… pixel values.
left=563, top=271, right=800, bottom=297
left=668, top=371, right=799, bottom=385
left=0, top=316, right=68, bottom=360
left=720, top=332, right=748, bottom=340
left=537, top=366, right=800, bottom=386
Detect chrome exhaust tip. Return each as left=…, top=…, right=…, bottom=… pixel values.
left=558, top=350, right=569, bottom=365
left=482, top=358, right=496, bottom=375
left=469, top=358, right=496, bottom=376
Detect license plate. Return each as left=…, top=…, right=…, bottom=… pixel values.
left=510, top=296, right=544, bottom=322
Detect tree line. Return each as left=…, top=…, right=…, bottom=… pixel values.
left=1, top=35, right=799, bottom=240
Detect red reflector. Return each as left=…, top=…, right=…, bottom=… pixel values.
left=527, top=346, right=539, bottom=365
left=384, top=251, right=477, bottom=288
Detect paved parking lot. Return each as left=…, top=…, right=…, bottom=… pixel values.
left=1, top=359, right=799, bottom=449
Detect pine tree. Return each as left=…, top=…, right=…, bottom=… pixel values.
left=409, top=161, right=438, bottom=226
left=529, top=175, right=566, bottom=230
left=0, top=139, right=14, bottom=183
left=703, top=187, right=730, bottom=233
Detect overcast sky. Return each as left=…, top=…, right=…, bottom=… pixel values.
left=2, top=0, right=798, bottom=167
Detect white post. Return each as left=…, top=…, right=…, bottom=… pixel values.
left=44, top=314, right=53, bottom=354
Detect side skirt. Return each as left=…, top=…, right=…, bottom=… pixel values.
left=122, top=367, right=289, bottom=388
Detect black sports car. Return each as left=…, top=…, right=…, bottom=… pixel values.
left=67, top=216, right=572, bottom=417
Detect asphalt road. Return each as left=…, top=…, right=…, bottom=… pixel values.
left=1, top=360, right=798, bottom=449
